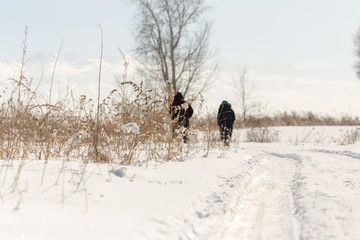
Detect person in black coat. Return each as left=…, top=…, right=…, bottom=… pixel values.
left=170, top=92, right=194, bottom=142
left=217, top=100, right=236, bottom=142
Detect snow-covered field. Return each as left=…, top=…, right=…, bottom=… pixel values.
left=1, top=126, right=360, bottom=240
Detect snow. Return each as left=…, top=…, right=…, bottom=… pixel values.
left=1, top=126, right=360, bottom=240
left=121, top=123, right=140, bottom=134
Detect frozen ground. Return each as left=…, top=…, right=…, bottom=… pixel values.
left=1, top=127, right=360, bottom=240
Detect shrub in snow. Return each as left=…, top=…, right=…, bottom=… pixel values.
left=245, top=127, right=280, bottom=143
left=338, top=128, right=360, bottom=145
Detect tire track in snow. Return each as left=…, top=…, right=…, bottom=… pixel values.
left=281, top=149, right=360, bottom=240
left=309, top=149, right=360, bottom=160
left=220, top=151, right=301, bottom=240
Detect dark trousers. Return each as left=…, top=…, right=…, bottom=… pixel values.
left=220, top=125, right=233, bottom=141
left=172, top=121, right=189, bottom=143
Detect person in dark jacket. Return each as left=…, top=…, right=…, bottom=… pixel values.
left=170, top=92, right=194, bottom=143
left=217, top=100, right=236, bottom=142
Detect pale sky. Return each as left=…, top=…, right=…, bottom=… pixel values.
left=1, top=0, right=360, bottom=116
left=209, top=0, right=360, bottom=69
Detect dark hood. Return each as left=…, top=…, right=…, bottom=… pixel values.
left=221, top=102, right=232, bottom=110
left=174, top=92, right=184, bottom=101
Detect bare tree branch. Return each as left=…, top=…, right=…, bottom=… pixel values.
left=131, top=0, right=214, bottom=98
left=232, top=66, right=259, bottom=126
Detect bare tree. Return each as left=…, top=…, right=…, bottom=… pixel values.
left=354, top=28, right=360, bottom=79
left=233, top=66, right=257, bottom=126
left=131, top=0, right=213, bottom=97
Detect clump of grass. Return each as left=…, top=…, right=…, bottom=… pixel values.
left=338, top=128, right=360, bottom=145
left=200, top=110, right=219, bottom=157
left=245, top=127, right=280, bottom=143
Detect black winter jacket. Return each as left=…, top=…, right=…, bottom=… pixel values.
left=170, top=93, right=193, bottom=128
left=217, top=103, right=235, bottom=127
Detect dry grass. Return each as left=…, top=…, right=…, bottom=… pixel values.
left=338, top=128, right=360, bottom=145
left=1, top=29, right=359, bottom=165
left=0, top=79, right=191, bottom=164
left=0, top=29, right=198, bottom=171
left=243, top=110, right=360, bottom=128
left=245, top=127, right=280, bottom=143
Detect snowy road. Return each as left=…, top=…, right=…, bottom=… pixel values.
left=218, top=145, right=360, bottom=240
left=1, top=142, right=360, bottom=240
left=220, top=151, right=299, bottom=240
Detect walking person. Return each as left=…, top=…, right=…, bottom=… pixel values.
left=217, top=100, right=236, bottom=145
left=170, top=92, right=193, bottom=143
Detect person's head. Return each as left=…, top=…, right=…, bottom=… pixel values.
left=174, top=92, right=184, bottom=100
left=221, top=100, right=231, bottom=108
